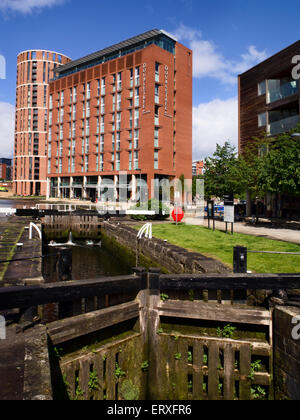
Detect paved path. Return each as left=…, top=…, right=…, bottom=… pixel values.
left=184, top=217, right=300, bottom=245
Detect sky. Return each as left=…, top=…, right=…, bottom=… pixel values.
left=0, top=0, right=300, bottom=160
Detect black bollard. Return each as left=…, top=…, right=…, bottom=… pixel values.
left=233, top=246, right=248, bottom=273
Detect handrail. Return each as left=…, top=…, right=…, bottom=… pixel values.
left=29, top=222, right=42, bottom=240
left=137, top=223, right=152, bottom=240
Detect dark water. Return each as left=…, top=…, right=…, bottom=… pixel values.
left=42, top=241, right=132, bottom=283
left=0, top=198, right=41, bottom=208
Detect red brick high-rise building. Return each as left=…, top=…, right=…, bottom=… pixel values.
left=13, top=50, right=71, bottom=196
left=47, top=29, right=192, bottom=200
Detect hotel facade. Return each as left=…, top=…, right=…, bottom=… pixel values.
left=47, top=29, right=192, bottom=201
left=13, top=50, right=71, bottom=196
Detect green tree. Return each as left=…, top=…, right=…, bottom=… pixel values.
left=203, top=142, right=242, bottom=199
left=258, top=130, right=300, bottom=196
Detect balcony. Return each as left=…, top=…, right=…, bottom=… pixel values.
left=268, top=114, right=299, bottom=135
left=267, top=79, right=299, bottom=104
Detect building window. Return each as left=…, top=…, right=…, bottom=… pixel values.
left=135, top=67, right=140, bottom=86
left=117, top=93, right=121, bottom=111
left=61, top=91, right=64, bottom=107
left=86, top=101, right=90, bottom=118
left=117, top=72, right=122, bottom=91
left=155, top=62, right=160, bottom=82
left=116, top=132, right=121, bottom=151
left=100, top=154, right=104, bottom=172
left=134, top=151, right=139, bottom=170
left=112, top=133, right=115, bottom=152
left=258, top=112, right=267, bottom=127
left=135, top=88, right=139, bottom=107
left=134, top=109, right=139, bottom=128
left=117, top=112, right=121, bottom=130
left=101, top=77, right=106, bottom=95
left=101, top=97, right=105, bottom=114
left=100, top=135, right=104, bottom=152
left=116, top=152, right=120, bottom=171
left=258, top=81, right=266, bottom=96
left=154, top=150, right=159, bottom=170
left=86, top=82, right=91, bottom=100
left=44, top=86, right=47, bottom=107
left=73, top=86, right=77, bottom=103
left=130, top=68, right=134, bottom=87
left=155, top=84, right=159, bottom=104
left=154, top=127, right=159, bottom=147
left=134, top=130, right=139, bottom=149
left=129, top=151, right=132, bottom=170
left=112, top=94, right=116, bottom=112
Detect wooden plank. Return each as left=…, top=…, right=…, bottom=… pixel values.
left=224, top=343, right=234, bottom=400
left=0, top=275, right=142, bottom=310
left=159, top=273, right=300, bottom=291
left=47, top=301, right=139, bottom=345
left=62, top=362, right=75, bottom=400
left=239, top=344, right=251, bottom=400
left=159, top=300, right=271, bottom=326
left=208, top=341, right=219, bottom=400
left=106, top=352, right=115, bottom=401
left=79, top=358, right=90, bottom=400
left=175, top=338, right=188, bottom=400
left=94, top=353, right=103, bottom=401
left=192, top=340, right=203, bottom=400
left=252, top=372, right=271, bottom=386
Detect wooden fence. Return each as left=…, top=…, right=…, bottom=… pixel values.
left=1, top=270, right=300, bottom=400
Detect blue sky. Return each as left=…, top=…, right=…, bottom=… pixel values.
left=0, top=0, right=300, bottom=159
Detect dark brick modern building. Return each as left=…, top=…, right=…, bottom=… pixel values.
left=239, top=40, right=300, bottom=153
left=47, top=29, right=193, bottom=201
left=239, top=41, right=300, bottom=218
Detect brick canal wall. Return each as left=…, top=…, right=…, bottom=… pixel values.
left=102, top=222, right=231, bottom=274
left=274, top=306, right=300, bottom=400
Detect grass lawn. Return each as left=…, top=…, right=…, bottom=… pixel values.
left=145, top=223, right=300, bottom=274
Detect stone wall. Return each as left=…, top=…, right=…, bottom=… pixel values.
left=102, top=222, right=231, bottom=274
left=274, top=306, right=300, bottom=400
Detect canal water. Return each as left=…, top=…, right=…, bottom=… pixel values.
left=0, top=199, right=133, bottom=281
left=42, top=240, right=132, bottom=283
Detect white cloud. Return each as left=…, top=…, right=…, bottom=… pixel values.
left=172, top=25, right=268, bottom=85
left=0, top=102, right=15, bottom=158
left=0, top=0, right=66, bottom=14
left=193, top=97, right=238, bottom=160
